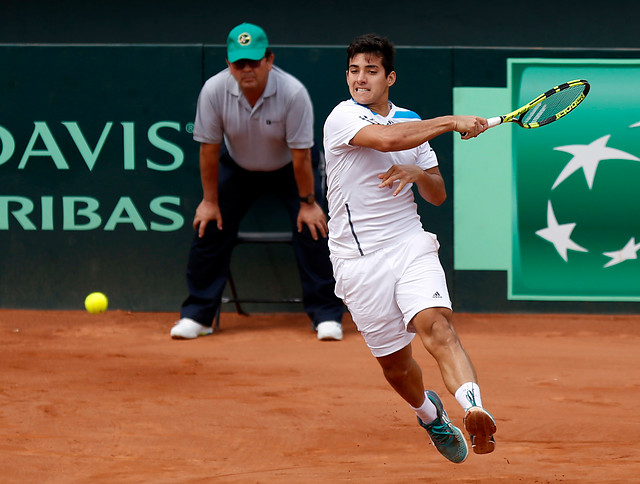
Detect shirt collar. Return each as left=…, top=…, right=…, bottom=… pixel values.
left=226, top=67, right=277, bottom=102
left=351, top=98, right=394, bottom=118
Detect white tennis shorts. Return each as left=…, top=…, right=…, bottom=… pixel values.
left=331, top=230, right=452, bottom=358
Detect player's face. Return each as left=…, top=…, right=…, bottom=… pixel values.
left=346, top=53, right=396, bottom=114
left=227, top=54, right=273, bottom=94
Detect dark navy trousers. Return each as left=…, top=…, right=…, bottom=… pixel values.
left=180, top=147, right=344, bottom=328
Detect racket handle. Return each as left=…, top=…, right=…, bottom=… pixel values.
left=461, top=116, right=502, bottom=137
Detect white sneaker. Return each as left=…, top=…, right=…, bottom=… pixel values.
left=316, top=321, right=343, bottom=341
left=170, top=318, right=213, bottom=339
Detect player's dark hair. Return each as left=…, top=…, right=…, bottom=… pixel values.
left=346, top=33, right=395, bottom=76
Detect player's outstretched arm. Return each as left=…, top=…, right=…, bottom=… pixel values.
left=351, top=115, right=486, bottom=151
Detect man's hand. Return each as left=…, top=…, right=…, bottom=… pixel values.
left=378, top=164, right=426, bottom=196
left=454, top=115, right=487, bottom=139
left=297, top=202, right=328, bottom=240
left=193, top=199, right=222, bottom=238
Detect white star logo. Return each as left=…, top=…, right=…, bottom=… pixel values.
left=603, top=237, right=640, bottom=268
left=552, top=135, right=640, bottom=190
left=535, top=201, right=588, bottom=262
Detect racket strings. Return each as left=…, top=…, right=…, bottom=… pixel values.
left=521, top=85, right=586, bottom=125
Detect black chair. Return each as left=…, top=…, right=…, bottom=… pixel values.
left=214, top=231, right=303, bottom=330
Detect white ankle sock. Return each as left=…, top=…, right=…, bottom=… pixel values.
left=455, top=382, right=482, bottom=411
left=411, top=392, right=438, bottom=423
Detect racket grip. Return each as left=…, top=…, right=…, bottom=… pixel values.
left=461, top=116, right=501, bottom=137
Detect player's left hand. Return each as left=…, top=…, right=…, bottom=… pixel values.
left=377, top=164, right=425, bottom=196
left=297, top=203, right=328, bottom=240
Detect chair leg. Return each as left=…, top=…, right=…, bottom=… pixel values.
left=214, top=306, right=221, bottom=331
left=227, top=271, right=247, bottom=315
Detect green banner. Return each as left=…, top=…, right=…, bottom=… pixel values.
left=510, top=59, right=640, bottom=300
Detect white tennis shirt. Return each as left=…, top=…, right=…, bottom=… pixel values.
left=323, top=99, right=439, bottom=258
left=193, top=65, right=314, bottom=171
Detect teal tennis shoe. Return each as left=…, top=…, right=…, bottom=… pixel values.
left=418, top=390, right=468, bottom=464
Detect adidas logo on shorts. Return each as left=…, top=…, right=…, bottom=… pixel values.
left=432, top=291, right=442, bottom=298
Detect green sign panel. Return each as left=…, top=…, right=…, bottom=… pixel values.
left=511, top=59, right=640, bottom=300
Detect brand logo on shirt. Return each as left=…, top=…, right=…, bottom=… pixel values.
left=358, top=115, right=393, bottom=126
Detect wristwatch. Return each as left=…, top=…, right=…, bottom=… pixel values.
left=299, top=194, right=316, bottom=205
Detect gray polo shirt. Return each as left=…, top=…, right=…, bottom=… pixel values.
left=193, top=65, right=314, bottom=172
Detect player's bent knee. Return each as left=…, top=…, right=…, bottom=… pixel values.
left=429, top=320, right=460, bottom=348
left=412, top=307, right=452, bottom=334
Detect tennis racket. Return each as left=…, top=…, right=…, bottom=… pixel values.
left=487, top=79, right=590, bottom=129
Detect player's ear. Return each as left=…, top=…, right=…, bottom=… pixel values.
left=387, top=71, right=396, bottom=87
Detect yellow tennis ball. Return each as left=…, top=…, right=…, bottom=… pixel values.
left=85, top=292, right=108, bottom=314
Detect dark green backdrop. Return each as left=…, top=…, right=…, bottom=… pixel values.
left=3, top=45, right=640, bottom=312
left=1, top=5, right=639, bottom=313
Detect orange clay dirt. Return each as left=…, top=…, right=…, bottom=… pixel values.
left=1, top=310, right=639, bottom=483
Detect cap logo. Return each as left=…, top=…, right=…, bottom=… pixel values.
left=238, top=33, right=252, bottom=46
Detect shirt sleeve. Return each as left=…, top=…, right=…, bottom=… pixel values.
left=324, top=102, right=373, bottom=156
left=192, top=76, right=224, bottom=144
left=415, top=140, right=439, bottom=170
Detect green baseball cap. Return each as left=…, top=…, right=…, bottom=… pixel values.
left=227, top=23, right=269, bottom=63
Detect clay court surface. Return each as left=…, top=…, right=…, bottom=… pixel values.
left=2, top=309, right=639, bottom=483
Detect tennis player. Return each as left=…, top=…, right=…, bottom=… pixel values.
left=323, top=33, right=496, bottom=463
